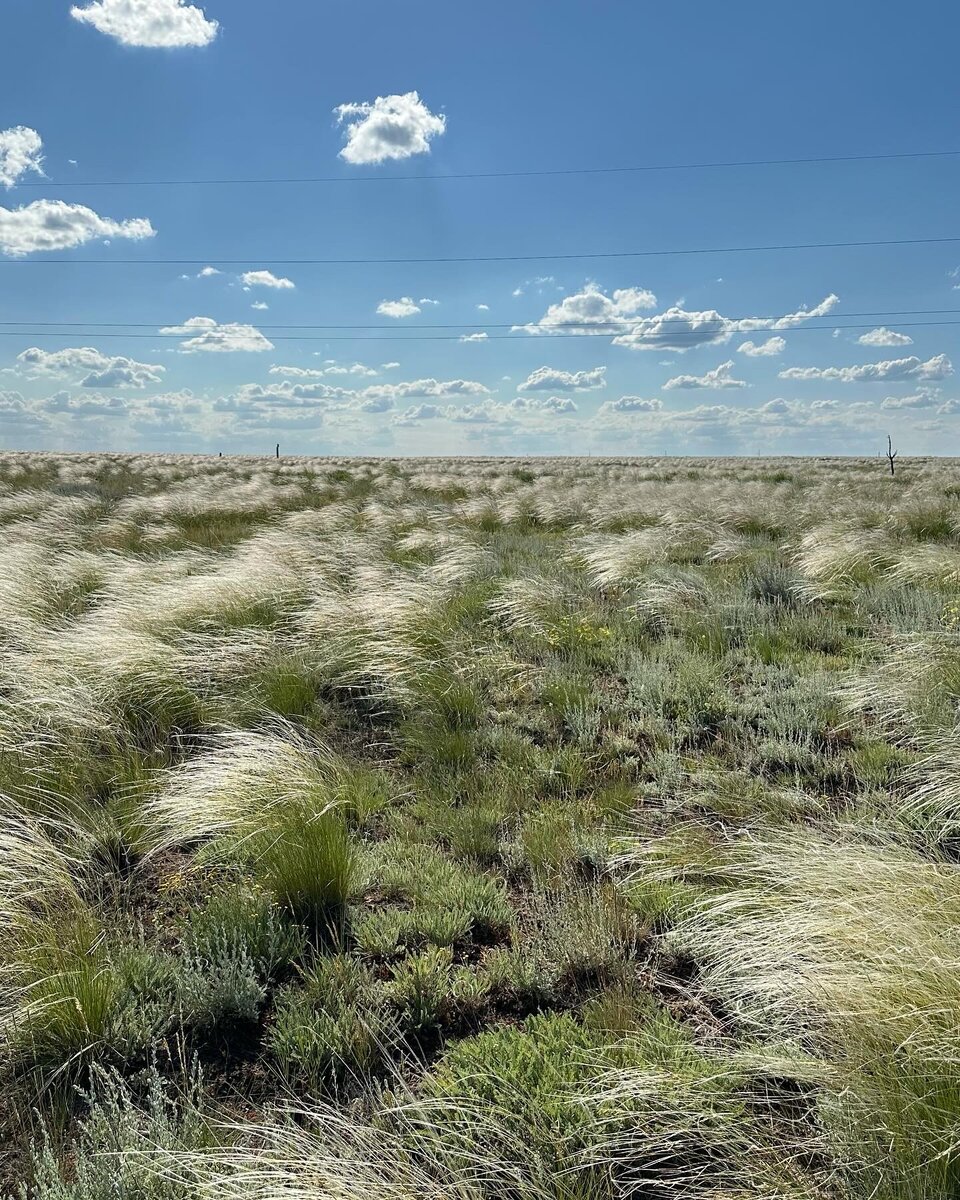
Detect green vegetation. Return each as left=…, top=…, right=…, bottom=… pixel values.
left=2, top=450, right=960, bottom=1197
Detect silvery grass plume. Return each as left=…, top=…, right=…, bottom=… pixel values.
left=395, top=526, right=463, bottom=558
left=578, top=1059, right=828, bottom=1200
left=301, top=551, right=493, bottom=709
left=142, top=726, right=359, bottom=921
left=455, top=496, right=508, bottom=529
left=0, top=807, right=102, bottom=1066
left=616, top=824, right=960, bottom=1196
left=887, top=542, right=960, bottom=587
left=526, top=487, right=591, bottom=529
left=572, top=525, right=710, bottom=591
left=150, top=1103, right=509, bottom=1200
left=704, top=529, right=769, bottom=564
left=142, top=725, right=344, bottom=852
left=0, top=807, right=84, bottom=942
left=101, top=529, right=310, bottom=637
left=487, top=576, right=577, bottom=638
left=0, top=538, right=111, bottom=645
left=423, top=540, right=493, bottom=588
left=839, top=632, right=960, bottom=736
left=790, top=522, right=898, bottom=600
left=634, top=569, right=715, bottom=631
left=901, top=726, right=960, bottom=847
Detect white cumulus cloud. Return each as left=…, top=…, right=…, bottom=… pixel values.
left=0, top=127, right=44, bottom=189
left=460, top=332, right=488, bottom=343
left=599, top=396, right=664, bottom=413
left=393, top=394, right=577, bottom=426
left=857, top=327, right=914, bottom=347
left=738, top=336, right=786, bottom=357
left=335, top=92, right=445, bottom=165
left=159, top=316, right=274, bottom=353
left=271, top=363, right=379, bottom=380
left=614, top=296, right=839, bottom=352
left=519, top=289, right=838, bottom=352
left=70, top=0, right=219, bottom=47
left=880, top=390, right=940, bottom=409
left=362, top=377, right=489, bottom=403
left=664, top=360, right=748, bottom=390
left=517, top=366, right=606, bottom=393
left=507, top=396, right=578, bottom=414
left=779, top=354, right=952, bottom=383
left=377, top=297, right=421, bottom=319
left=0, top=199, right=155, bottom=257
left=241, top=269, right=295, bottom=290
left=15, top=346, right=165, bottom=388
left=515, top=283, right=657, bottom=335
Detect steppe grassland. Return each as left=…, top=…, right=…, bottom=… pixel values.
left=2, top=451, right=960, bottom=1198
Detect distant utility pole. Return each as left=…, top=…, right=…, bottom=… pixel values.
left=276, top=443, right=280, bottom=460
left=885, top=434, right=898, bottom=476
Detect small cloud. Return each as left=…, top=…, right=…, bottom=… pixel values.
left=419, top=297, right=440, bottom=306
left=738, top=336, right=786, bottom=357
left=857, top=327, right=914, bottom=347
left=70, top=0, right=219, bottom=46
left=0, top=199, right=154, bottom=257
left=251, top=301, right=269, bottom=311
left=664, top=360, right=748, bottom=390
left=476, top=303, right=490, bottom=311
left=334, top=91, right=445, bottom=165
left=159, top=316, right=274, bottom=353
left=241, top=269, right=295, bottom=290
left=377, top=297, right=420, bottom=319
left=459, top=332, right=488, bottom=343
left=517, top=365, right=606, bottom=393
left=880, top=390, right=940, bottom=410
left=0, top=126, right=45, bottom=189
left=600, top=396, right=663, bottom=413
left=781, top=355, right=952, bottom=384
left=198, top=265, right=221, bottom=278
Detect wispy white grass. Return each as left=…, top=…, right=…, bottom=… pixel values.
left=143, top=726, right=359, bottom=919
left=619, top=824, right=960, bottom=1196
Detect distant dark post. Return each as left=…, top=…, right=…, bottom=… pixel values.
left=276, top=443, right=280, bottom=460
left=886, top=434, right=898, bottom=477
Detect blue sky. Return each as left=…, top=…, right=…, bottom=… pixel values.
left=1, top=0, right=959, bottom=455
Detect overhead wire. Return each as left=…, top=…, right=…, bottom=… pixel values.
left=0, top=307, right=959, bottom=332
left=1, top=318, right=959, bottom=343
left=12, top=148, right=960, bottom=188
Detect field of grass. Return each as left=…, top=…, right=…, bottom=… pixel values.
left=3, top=449, right=960, bottom=1198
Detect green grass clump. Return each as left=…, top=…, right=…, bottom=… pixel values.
left=267, top=955, right=397, bottom=1092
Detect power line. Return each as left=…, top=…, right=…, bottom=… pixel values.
left=2, top=234, right=959, bottom=267
left=2, top=318, right=960, bottom=343
left=1, top=308, right=959, bottom=332
left=13, top=149, right=960, bottom=189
